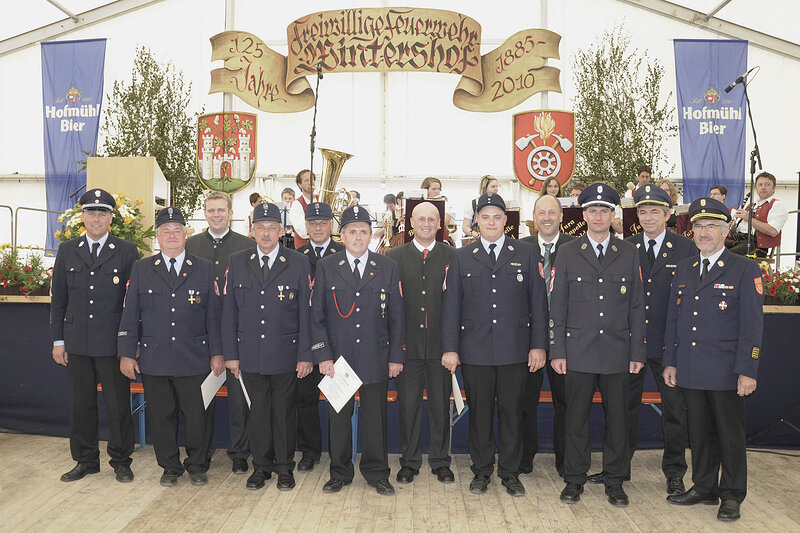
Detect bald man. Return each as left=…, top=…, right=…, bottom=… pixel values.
left=386, top=202, right=455, bottom=485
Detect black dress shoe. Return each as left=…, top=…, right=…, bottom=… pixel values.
left=114, top=465, right=134, bottom=483
left=605, top=484, right=629, bottom=507
left=560, top=482, right=584, bottom=503
left=232, top=458, right=249, bottom=474
left=667, top=486, right=719, bottom=506
left=246, top=470, right=271, bottom=490
left=395, top=466, right=418, bottom=484
left=277, top=471, right=295, bottom=491
left=189, top=472, right=208, bottom=486
left=666, top=477, right=685, bottom=495
left=501, top=476, right=526, bottom=497
left=160, top=471, right=181, bottom=487
left=297, top=456, right=319, bottom=472
left=717, top=499, right=741, bottom=522
left=432, top=466, right=455, bottom=484
left=587, top=471, right=605, bottom=484
left=60, top=463, right=100, bottom=482
left=469, top=474, right=490, bottom=494
left=322, top=478, right=352, bottom=493
left=368, top=479, right=395, bottom=495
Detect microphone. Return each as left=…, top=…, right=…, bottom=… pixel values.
left=316, top=63, right=323, bottom=80
left=724, top=67, right=756, bottom=93
left=121, top=136, right=147, bottom=157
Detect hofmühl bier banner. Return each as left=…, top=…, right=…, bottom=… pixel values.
left=210, top=7, right=561, bottom=113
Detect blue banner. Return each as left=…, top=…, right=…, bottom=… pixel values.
left=42, top=38, right=106, bottom=253
left=674, top=39, right=747, bottom=206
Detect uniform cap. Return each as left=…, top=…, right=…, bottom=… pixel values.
left=634, top=184, right=672, bottom=208
left=79, top=188, right=115, bottom=212
left=688, top=197, right=731, bottom=223
left=252, top=202, right=282, bottom=224
left=579, top=182, right=620, bottom=209
left=155, top=206, right=186, bottom=228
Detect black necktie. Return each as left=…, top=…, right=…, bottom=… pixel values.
left=315, top=246, right=323, bottom=259
left=489, top=243, right=497, bottom=265
left=647, top=239, right=656, bottom=267
left=91, top=242, right=100, bottom=261
left=169, top=258, right=178, bottom=282
left=700, top=258, right=710, bottom=282
left=597, top=243, right=605, bottom=264
left=353, top=258, right=361, bottom=283
left=543, top=242, right=554, bottom=305
left=262, top=257, right=270, bottom=281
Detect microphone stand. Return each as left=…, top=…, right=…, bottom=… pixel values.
left=309, top=63, right=323, bottom=200
left=741, top=79, right=762, bottom=257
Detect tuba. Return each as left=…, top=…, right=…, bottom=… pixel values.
left=318, top=148, right=354, bottom=215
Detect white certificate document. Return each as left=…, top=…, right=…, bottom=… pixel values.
left=239, top=373, right=252, bottom=409
left=201, top=370, right=226, bottom=410
left=318, top=356, right=362, bottom=413
left=451, top=373, right=465, bottom=415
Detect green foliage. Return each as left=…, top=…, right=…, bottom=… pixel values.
left=0, top=247, right=52, bottom=296
left=99, top=47, right=205, bottom=215
left=571, top=24, right=677, bottom=192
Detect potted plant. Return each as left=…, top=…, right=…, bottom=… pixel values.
left=760, top=262, right=800, bottom=306
left=0, top=246, right=53, bottom=297
left=55, top=192, right=155, bottom=256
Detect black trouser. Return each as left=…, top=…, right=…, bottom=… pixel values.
left=681, top=388, right=748, bottom=503
left=328, top=381, right=389, bottom=483
left=461, top=362, right=527, bottom=479
left=295, top=365, right=322, bottom=461
left=202, top=369, right=250, bottom=463
left=564, top=371, right=629, bottom=486
left=627, top=358, right=687, bottom=479
left=141, top=373, right=209, bottom=474
left=66, top=353, right=134, bottom=468
left=521, top=364, right=566, bottom=476
left=244, top=371, right=296, bottom=473
left=727, top=234, right=768, bottom=257
left=396, top=358, right=452, bottom=471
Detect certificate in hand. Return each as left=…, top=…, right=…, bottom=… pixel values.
left=201, top=371, right=226, bottom=410
left=318, top=356, right=363, bottom=413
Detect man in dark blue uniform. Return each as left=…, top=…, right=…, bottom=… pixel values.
left=293, top=201, right=343, bottom=472
left=311, top=205, right=405, bottom=495
left=663, top=197, right=763, bottom=522
left=588, top=185, right=695, bottom=493
left=118, top=207, right=223, bottom=487
left=222, top=203, right=312, bottom=491
left=550, top=183, right=646, bottom=507
left=519, top=194, right=574, bottom=478
left=387, top=201, right=455, bottom=485
left=442, top=192, right=548, bottom=497
left=185, top=191, right=254, bottom=475
left=50, top=188, right=138, bottom=483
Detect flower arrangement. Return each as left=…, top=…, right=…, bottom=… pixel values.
left=760, top=262, right=800, bottom=305
left=55, top=193, right=155, bottom=255
left=0, top=245, right=53, bottom=297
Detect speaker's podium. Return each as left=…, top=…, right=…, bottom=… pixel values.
left=86, top=157, right=170, bottom=254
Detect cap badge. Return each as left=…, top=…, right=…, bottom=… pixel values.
left=168, top=207, right=174, bottom=218
left=645, top=185, right=651, bottom=193
left=354, top=206, right=359, bottom=215
left=95, top=190, right=101, bottom=197
left=700, top=199, right=707, bottom=207
left=597, top=185, right=603, bottom=193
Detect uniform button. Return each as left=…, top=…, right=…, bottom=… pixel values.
left=215, top=260, right=219, bottom=265
left=90, top=271, right=95, bottom=276
left=693, top=311, right=698, bottom=316
left=89, top=314, right=93, bottom=319
left=599, top=312, right=604, bottom=317
left=89, top=300, right=94, bottom=304
left=419, top=324, right=424, bottom=328
left=171, top=322, right=175, bottom=326
left=599, top=330, right=604, bottom=334
left=420, top=307, right=425, bottom=312
left=356, top=324, right=360, bottom=328
left=216, top=276, right=219, bottom=281
left=492, top=304, right=497, bottom=308
left=261, top=305, right=265, bottom=309
left=646, top=292, right=651, bottom=296
left=171, top=336, right=176, bottom=341
left=356, top=308, right=360, bottom=312
left=422, top=276, right=425, bottom=280
left=492, top=319, right=497, bottom=324
left=261, top=334, right=265, bottom=339
left=356, top=292, right=360, bottom=296
left=461, top=326, right=465, bottom=330
left=492, top=274, right=496, bottom=279
left=261, top=291, right=265, bottom=295
left=695, top=296, right=699, bottom=300
left=356, top=339, right=360, bottom=343
left=645, top=319, right=649, bottom=324
left=648, top=278, right=652, bottom=283
left=148, top=289, right=153, bottom=294
left=421, top=290, right=426, bottom=295
left=261, top=320, right=265, bottom=324
left=492, top=289, right=497, bottom=293
left=645, top=305, right=649, bottom=310
left=566, top=332, right=571, bottom=337
left=692, top=341, right=697, bottom=347
left=692, top=326, right=697, bottom=331
left=172, top=293, right=175, bottom=298
left=89, top=285, right=94, bottom=290
left=598, top=278, right=603, bottom=283
left=203, top=340, right=206, bottom=344
left=171, top=308, right=175, bottom=312
left=599, top=295, right=603, bottom=300
left=143, top=343, right=147, bottom=347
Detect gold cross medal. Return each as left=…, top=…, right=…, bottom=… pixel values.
left=277, top=285, right=285, bottom=301
left=381, top=302, right=386, bottom=318
left=380, top=290, right=386, bottom=301
left=188, top=289, right=199, bottom=304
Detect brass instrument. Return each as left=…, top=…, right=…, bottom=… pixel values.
left=728, top=191, right=751, bottom=242
left=318, top=148, right=354, bottom=215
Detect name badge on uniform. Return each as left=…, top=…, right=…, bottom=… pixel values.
left=188, top=289, right=200, bottom=304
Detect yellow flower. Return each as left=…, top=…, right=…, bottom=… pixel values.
left=118, top=193, right=126, bottom=199
left=64, top=230, right=72, bottom=238
left=136, top=199, right=143, bottom=205
left=124, top=217, right=133, bottom=224
left=54, top=230, right=61, bottom=238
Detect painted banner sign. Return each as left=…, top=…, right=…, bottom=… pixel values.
left=512, top=110, right=574, bottom=192
left=674, top=39, right=747, bottom=206
left=209, top=7, right=561, bottom=113
left=196, top=112, right=257, bottom=193
left=42, top=39, right=106, bottom=253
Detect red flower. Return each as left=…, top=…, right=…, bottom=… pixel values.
left=768, top=285, right=778, bottom=296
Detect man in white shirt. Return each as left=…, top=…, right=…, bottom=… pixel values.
left=288, top=169, right=316, bottom=248
left=728, top=171, right=788, bottom=257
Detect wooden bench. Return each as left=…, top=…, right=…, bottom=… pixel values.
left=100, top=384, right=662, bottom=455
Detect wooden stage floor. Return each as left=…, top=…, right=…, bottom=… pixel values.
left=1, top=433, right=798, bottom=532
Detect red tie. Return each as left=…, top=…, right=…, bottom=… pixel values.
left=423, top=249, right=429, bottom=260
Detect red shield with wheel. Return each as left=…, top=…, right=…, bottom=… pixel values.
left=512, top=110, right=575, bottom=193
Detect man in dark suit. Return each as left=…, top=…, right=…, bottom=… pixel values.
left=519, top=194, right=574, bottom=478
left=222, top=203, right=312, bottom=491
left=663, top=197, right=763, bottom=522
left=386, top=201, right=455, bottom=485
left=311, top=205, right=405, bottom=495
left=550, top=183, right=646, bottom=507
left=50, top=188, right=138, bottom=483
left=118, top=207, right=224, bottom=487
left=586, top=186, right=694, bottom=494
left=442, top=192, right=548, bottom=497
left=293, top=201, right=343, bottom=471
left=185, top=191, right=254, bottom=475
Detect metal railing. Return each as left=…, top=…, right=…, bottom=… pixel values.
left=0, top=205, right=12, bottom=248
left=12, top=206, right=62, bottom=253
